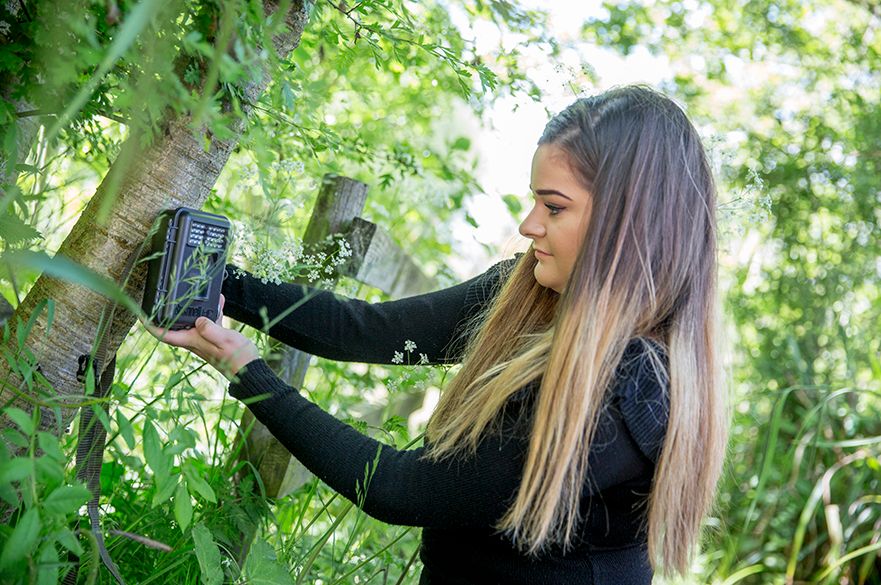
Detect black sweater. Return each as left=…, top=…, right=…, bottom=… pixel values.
left=221, top=255, right=669, bottom=585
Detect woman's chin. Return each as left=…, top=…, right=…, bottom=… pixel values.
left=533, top=266, right=560, bottom=292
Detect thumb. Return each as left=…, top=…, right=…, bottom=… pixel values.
left=195, top=316, right=226, bottom=345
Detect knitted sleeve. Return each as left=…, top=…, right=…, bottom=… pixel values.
left=615, top=340, right=670, bottom=463
left=220, top=256, right=519, bottom=366
left=227, top=354, right=663, bottom=529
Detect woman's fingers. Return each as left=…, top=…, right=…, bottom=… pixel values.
left=143, top=318, right=224, bottom=366
left=195, top=315, right=233, bottom=347
left=146, top=322, right=203, bottom=349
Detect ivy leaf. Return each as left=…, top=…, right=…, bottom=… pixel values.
left=34, top=456, right=64, bottom=492
left=340, top=417, right=368, bottom=433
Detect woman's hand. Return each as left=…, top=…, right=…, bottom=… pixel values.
left=142, top=294, right=260, bottom=381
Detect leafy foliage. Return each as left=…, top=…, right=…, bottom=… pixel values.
left=3, top=0, right=879, bottom=583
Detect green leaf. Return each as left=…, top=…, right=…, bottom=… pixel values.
left=17, top=298, right=49, bottom=350
left=381, top=415, right=407, bottom=435
left=451, top=136, right=471, bottom=151
left=174, top=482, right=193, bottom=532
left=0, top=458, right=33, bottom=485
left=502, top=194, right=523, bottom=216
left=90, top=404, right=113, bottom=437
left=33, top=457, right=64, bottom=492
left=192, top=523, right=223, bottom=585
left=56, top=527, right=84, bottom=557
left=0, top=250, right=143, bottom=318
left=164, top=371, right=185, bottom=393
left=143, top=420, right=168, bottom=477
left=36, top=542, right=58, bottom=585
left=0, top=214, right=43, bottom=246
left=36, top=433, right=64, bottom=463
left=42, top=485, right=91, bottom=516
left=184, top=466, right=216, bottom=504
left=243, top=539, right=293, bottom=585
left=2, top=428, right=28, bottom=449
left=152, top=475, right=177, bottom=509
left=115, top=410, right=135, bottom=450
left=0, top=507, right=41, bottom=570
left=4, top=407, right=34, bottom=436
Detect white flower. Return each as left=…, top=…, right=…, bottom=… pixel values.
left=0, top=21, right=10, bottom=36
left=272, top=159, right=305, bottom=175
left=392, top=351, right=404, bottom=364
left=404, top=339, right=417, bottom=352
left=418, top=353, right=429, bottom=364
left=308, top=269, right=320, bottom=281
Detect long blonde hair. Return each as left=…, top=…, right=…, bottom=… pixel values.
left=423, top=85, right=728, bottom=575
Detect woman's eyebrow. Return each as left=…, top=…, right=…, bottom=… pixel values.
left=529, top=186, right=573, bottom=201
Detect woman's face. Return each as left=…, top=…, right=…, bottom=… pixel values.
left=518, top=143, right=593, bottom=294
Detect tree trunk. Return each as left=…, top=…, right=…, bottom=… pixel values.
left=0, top=0, right=311, bottom=438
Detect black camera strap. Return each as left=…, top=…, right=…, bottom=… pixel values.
left=62, top=353, right=124, bottom=585
left=62, top=238, right=147, bottom=585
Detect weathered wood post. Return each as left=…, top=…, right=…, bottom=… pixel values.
left=231, top=173, right=438, bottom=563
left=235, top=173, right=369, bottom=501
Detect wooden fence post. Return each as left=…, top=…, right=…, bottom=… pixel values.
left=235, top=174, right=368, bottom=503
left=231, top=173, right=439, bottom=565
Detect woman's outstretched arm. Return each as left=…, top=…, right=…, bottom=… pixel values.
left=221, top=257, right=518, bottom=366
left=227, top=356, right=660, bottom=530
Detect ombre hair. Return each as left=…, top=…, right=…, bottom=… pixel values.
left=423, top=84, right=728, bottom=576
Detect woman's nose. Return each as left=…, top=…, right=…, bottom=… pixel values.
left=518, top=204, right=546, bottom=239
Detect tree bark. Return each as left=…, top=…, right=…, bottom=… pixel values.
left=0, top=0, right=311, bottom=437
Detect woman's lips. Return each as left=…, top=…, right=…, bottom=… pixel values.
left=535, top=249, right=551, bottom=257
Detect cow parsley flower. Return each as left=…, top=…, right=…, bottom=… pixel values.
left=404, top=339, right=417, bottom=352
left=392, top=351, right=404, bottom=364
left=418, top=353, right=429, bottom=365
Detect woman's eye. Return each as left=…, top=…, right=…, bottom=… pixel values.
left=545, top=204, right=563, bottom=216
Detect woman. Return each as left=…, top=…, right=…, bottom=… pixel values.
left=147, top=84, right=728, bottom=584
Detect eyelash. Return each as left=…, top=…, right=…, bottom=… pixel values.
left=545, top=203, right=563, bottom=216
